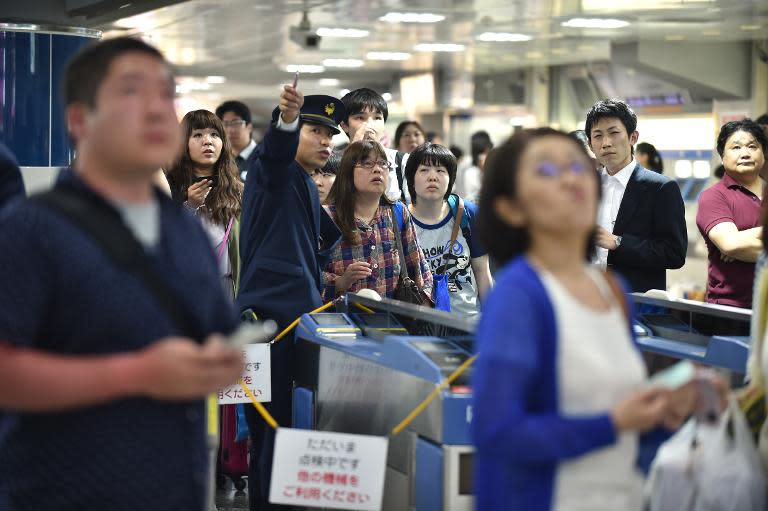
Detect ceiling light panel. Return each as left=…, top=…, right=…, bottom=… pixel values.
left=476, top=32, right=532, bottom=42
left=322, top=58, right=365, bottom=68
left=316, top=27, right=370, bottom=38
left=379, top=12, right=445, bottom=23
left=562, top=18, right=630, bottom=29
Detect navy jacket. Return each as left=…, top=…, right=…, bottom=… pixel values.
left=236, top=124, right=341, bottom=328
left=608, top=163, right=687, bottom=292
left=0, top=142, right=25, bottom=210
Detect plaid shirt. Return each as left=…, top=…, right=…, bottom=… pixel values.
left=323, top=204, right=433, bottom=299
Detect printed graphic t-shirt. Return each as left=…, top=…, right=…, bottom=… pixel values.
left=412, top=200, right=485, bottom=316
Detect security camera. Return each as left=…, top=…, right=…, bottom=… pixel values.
left=290, top=26, right=322, bottom=49
left=290, top=10, right=321, bottom=50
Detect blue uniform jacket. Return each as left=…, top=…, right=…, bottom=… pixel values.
left=236, top=124, right=341, bottom=328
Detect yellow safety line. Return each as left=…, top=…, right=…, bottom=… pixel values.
left=354, top=302, right=375, bottom=314
left=391, top=354, right=477, bottom=436
left=240, top=380, right=279, bottom=429
left=272, top=301, right=335, bottom=344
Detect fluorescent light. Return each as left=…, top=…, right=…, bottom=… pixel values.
left=316, top=27, right=370, bottom=38
left=693, top=161, right=710, bottom=179
left=741, top=24, right=762, bottom=31
left=414, top=43, right=466, bottom=52
left=366, top=51, right=412, bottom=61
left=205, top=76, right=226, bottom=84
left=340, top=89, right=351, bottom=96
left=562, top=18, right=629, bottom=29
left=674, top=160, right=692, bottom=179
left=319, top=78, right=341, bottom=86
left=382, top=92, right=393, bottom=101
left=322, top=58, right=365, bottom=68
left=286, top=64, right=325, bottom=73
left=702, top=30, right=721, bottom=36
left=476, top=32, right=532, bottom=42
left=379, top=12, right=445, bottom=23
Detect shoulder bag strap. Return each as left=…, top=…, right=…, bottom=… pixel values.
left=217, top=216, right=235, bottom=262
left=437, top=198, right=465, bottom=275
left=32, top=188, right=198, bottom=340
left=390, top=204, right=410, bottom=280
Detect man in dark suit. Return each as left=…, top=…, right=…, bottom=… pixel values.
left=0, top=142, right=25, bottom=211
left=236, top=83, right=343, bottom=510
left=586, top=99, right=687, bottom=292
left=216, top=100, right=258, bottom=180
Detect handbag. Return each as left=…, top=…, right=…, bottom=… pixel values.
left=390, top=203, right=434, bottom=307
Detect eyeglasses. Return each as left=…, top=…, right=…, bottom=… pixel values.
left=534, top=161, right=588, bottom=178
left=355, top=160, right=392, bottom=171
left=223, top=120, right=247, bottom=128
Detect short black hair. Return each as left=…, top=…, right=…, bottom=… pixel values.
left=569, top=130, right=590, bottom=152
left=404, top=143, right=458, bottom=204
left=340, top=88, right=388, bottom=124
left=470, top=131, right=493, bottom=166
left=585, top=99, right=638, bottom=139
left=478, top=128, right=600, bottom=266
left=215, top=100, right=252, bottom=125
left=322, top=151, right=342, bottom=175
left=716, top=119, right=768, bottom=158
left=449, top=145, right=464, bottom=160
left=755, top=113, right=768, bottom=126
left=64, top=36, right=169, bottom=108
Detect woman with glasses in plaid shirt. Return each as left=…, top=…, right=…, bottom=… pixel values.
left=323, top=140, right=432, bottom=299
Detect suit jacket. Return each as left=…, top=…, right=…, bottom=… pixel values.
left=0, top=142, right=25, bottom=210
left=607, top=163, right=687, bottom=292
left=236, top=124, right=341, bottom=329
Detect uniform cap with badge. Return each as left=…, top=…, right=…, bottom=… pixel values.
left=271, top=95, right=346, bottom=135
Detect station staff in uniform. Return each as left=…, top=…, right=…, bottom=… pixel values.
left=236, top=86, right=343, bottom=510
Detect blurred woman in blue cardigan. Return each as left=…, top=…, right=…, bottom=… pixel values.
left=471, top=128, right=700, bottom=511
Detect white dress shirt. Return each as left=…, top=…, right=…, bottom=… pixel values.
left=595, top=158, right=636, bottom=266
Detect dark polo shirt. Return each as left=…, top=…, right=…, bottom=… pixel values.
left=696, top=173, right=763, bottom=308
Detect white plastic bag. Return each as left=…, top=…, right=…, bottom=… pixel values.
left=646, top=397, right=767, bottom=511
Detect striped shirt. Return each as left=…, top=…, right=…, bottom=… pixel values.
left=323, top=203, right=432, bottom=299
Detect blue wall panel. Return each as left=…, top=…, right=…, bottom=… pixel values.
left=0, top=31, right=51, bottom=166
left=51, top=35, right=91, bottom=166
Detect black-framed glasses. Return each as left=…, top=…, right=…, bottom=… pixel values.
left=223, top=120, right=247, bottom=128
left=355, top=159, right=392, bottom=171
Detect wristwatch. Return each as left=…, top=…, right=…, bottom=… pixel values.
left=614, top=235, right=623, bottom=249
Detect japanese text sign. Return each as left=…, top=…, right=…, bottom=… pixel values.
left=218, top=344, right=271, bottom=404
left=270, top=428, right=388, bottom=510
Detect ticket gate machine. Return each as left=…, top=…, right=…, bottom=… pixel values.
left=632, top=293, right=752, bottom=373
left=293, top=295, right=475, bottom=511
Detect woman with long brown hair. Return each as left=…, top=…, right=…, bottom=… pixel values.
left=165, top=109, right=243, bottom=298
left=323, top=139, right=432, bottom=299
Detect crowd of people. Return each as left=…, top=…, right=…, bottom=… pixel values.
left=0, top=35, right=767, bottom=511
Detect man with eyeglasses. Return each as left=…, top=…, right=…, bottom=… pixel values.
left=236, top=89, right=344, bottom=511
left=215, top=100, right=258, bottom=180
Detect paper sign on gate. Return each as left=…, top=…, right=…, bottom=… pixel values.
left=217, top=344, right=271, bottom=404
left=269, top=428, right=388, bottom=511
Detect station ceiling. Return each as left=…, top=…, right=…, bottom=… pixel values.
left=90, top=0, right=768, bottom=116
